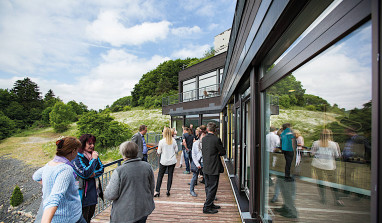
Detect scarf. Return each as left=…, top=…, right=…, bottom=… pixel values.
left=83, top=151, right=92, bottom=161
left=53, top=155, right=77, bottom=178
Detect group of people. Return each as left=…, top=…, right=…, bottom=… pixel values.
left=267, top=122, right=369, bottom=219
left=33, top=122, right=226, bottom=223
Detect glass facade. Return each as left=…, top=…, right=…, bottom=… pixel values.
left=262, top=21, right=371, bottom=222
left=183, top=78, right=196, bottom=101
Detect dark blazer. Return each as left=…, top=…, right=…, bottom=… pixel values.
left=201, top=133, right=226, bottom=175
left=131, top=132, right=144, bottom=158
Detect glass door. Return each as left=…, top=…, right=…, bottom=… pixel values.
left=241, top=99, right=251, bottom=196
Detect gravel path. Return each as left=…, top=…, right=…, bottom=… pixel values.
left=0, top=156, right=42, bottom=223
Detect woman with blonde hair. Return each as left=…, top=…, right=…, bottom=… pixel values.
left=311, top=129, right=343, bottom=206
left=154, top=127, right=179, bottom=197
left=33, top=137, right=86, bottom=223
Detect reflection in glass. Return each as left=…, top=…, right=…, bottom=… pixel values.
left=263, top=21, right=371, bottom=222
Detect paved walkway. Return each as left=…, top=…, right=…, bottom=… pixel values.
left=92, top=153, right=241, bottom=223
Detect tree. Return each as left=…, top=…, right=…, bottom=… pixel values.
left=49, top=102, right=76, bottom=132
left=0, top=89, right=14, bottom=113
left=10, top=185, right=23, bottom=207
left=68, top=100, right=87, bottom=117
left=110, top=96, right=132, bottom=112
left=268, top=75, right=306, bottom=107
left=0, top=112, right=15, bottom=140
left=44, top=89, right=60, bottom=108
left=11, top=78, right=43, bottom=127
left=77, top=112, right=132, bottom=148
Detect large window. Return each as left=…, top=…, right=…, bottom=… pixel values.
left=262, top=21, right=371, bottom=222
left=199, top=71, right=219, bottom=99
left=183, top=78, right=196, bottom=101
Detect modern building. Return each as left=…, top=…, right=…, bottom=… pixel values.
left=163, top=0, right=381, bottom=222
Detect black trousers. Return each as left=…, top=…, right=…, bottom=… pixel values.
left=155, top=163, right=176, bottom=193
left=203, top=174, right=219, bottom=209
left=82, top=204, right=96, bottom=223
left=283, top=150, right=294, bottom=178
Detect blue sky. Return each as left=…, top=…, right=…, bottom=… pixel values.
left=0, top=0, right=235, bottom=110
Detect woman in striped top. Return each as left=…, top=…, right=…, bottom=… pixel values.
left=33, top=137, right=86, bottom=223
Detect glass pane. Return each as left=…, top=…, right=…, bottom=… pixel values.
left=245, top=101, right=251, bottom=192
left=263, top=21, right=371, bottom=222
left=199, top=71, right=216, bottom=80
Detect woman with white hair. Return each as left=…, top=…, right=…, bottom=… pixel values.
left=104, top=141, right=155, bottom=223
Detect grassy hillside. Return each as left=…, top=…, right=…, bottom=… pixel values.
left=0, top=108, right=170, bottom=166
left=271, top=109, right=340, bottom=147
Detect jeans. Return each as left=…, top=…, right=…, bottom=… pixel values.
left=142, top=154, right=148, bottom=162
left=183, top=150, right=190, bottom=172
left=155, top=163, right=176, bottom=193
left=190, top=169, right=200, bottom=192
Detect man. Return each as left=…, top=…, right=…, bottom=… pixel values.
left=266, top=126, right=280, bottom=197
left=131, top=125, right=148, bottom=162
left=280, top=123, right=295, bottom=181
left=201, top=122, right=226, bottom=214
left=182, top=127, right=194, bottom=174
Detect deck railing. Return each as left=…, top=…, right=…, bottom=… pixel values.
left=94, top=136, right=182, bottom=217
left=162, top=84, right=220, bottom=106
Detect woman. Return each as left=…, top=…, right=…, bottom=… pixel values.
left=154, top=127, right=178, bottom=197
left=72, top=134, right=104, bottom=223
left=33, top=137, right=86, bottom=223
left=311, top=129, right=343, bottom=206
left=104, top=141, right=155, bottom=223
left=190, top=125, right=207, bottom=197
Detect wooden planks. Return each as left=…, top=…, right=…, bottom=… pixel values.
left=92, top=154, right=241, bottom=223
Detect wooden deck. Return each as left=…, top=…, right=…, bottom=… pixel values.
left=92, top=154, right=242, bottom=223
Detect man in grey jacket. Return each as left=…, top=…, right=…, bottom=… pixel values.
left=202, top=122, right=226, bottom=214
left=131, top=125, right=148, bottom=162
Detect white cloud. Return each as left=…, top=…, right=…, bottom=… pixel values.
left=171, top=44, right=211, bottom=59
left=86, top=10, right=171, bottom=47
left=293, top=44, right=371, bottom=110
left=171, top=26, right=201, bottom=37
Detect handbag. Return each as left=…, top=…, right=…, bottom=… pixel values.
left=190, top=161, right=198, bottom=173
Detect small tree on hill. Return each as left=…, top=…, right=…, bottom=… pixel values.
left=50, top=102, right=76, bottom=132
left=10, top=185, right=23, bottom=207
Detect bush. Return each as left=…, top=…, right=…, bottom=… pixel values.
left=0, top=112, right=15, bottom=140
left=50, top=102, right=76, bottom=132
left=41, top=106, right=53, bottom=125
left=77, top=112, right=132, bottom=148
left=10, top=185, right=23, bottom=207
left=123, top=106, right=132, bottom=111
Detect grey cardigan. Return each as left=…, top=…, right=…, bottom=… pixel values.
left=104, top=158, right=155, bottom=223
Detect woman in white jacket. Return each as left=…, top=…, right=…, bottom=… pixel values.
left=190, top=125, right=207, bottom=197
left=311, top=129, right=343, bottom=206
left=154, top=127, right=178, bottom=197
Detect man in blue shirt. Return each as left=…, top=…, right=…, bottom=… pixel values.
left=280, top=123, right=295, bottom=181
left=131, top=125, right=148, bottom=162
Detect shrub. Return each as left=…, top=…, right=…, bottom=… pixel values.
left=0, top=112, right=15, bottom=140
left=77, top=112, right=132, bottom=148
left=41, top=106, right=53, bottom=125
left=123, top=106, right=132, bottom=111
left=10, top=185, right=23, bottom=207
left=50, top=102, right=76, bottom=132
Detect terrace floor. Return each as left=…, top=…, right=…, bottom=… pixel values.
left=92, top=153, right=242, bottom=223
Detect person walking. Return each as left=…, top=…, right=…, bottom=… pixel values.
left=280, top=123, right=296, bottom=181
left=182, top=127, right=194, bottom=174
left=131, top=125, right=148, bottom=162
left=33, top=137, right=86, bottom=223
left=72, top=134, right=104, bottom=223
left=202, top=122, right=226, bottom=214
left=154, top=127, right=178, bottom=197
left=190, top=125, right=207, bottom=197
left=104, top=141, right=155, bottom=223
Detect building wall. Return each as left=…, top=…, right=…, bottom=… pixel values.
left=214, top=29, right=231, bottom=55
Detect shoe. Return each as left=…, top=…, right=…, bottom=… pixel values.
left=200, top=180, right=205, bottom=184
left=154, top=192, right=160, bottom=197
left=284, top=177, right=294, bottom=182
left=274, top=206, right=287, bottom=213
left=190, top=191, right=197, bottom=197
left=183, top=171, right=190, bottom=174
left=270, top=198, right=278, bottom=203
left=203, top=208, right=218, bottom=214
left=211, top=204, right=221, bottom=209
left=188, top=182, right=197, bottom=185
left=166, top=191, right=170, bottom=196
left=280, top=211, right=297, bottom=218
left=214, top=197, right=218, bottom=201
left=179, top=164, right=183, bottom=168
left=319, top=199, right=326, bottom=204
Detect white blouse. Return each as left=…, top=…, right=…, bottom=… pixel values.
left=157, top=138, right=178, bottom=166
left=311, top=140, right=340, bottom=170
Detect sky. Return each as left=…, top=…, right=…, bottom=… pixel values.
left=0, top=0, right=236, bottom=110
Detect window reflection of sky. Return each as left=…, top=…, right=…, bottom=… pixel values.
left=293, top=21, right=371, bottom=110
